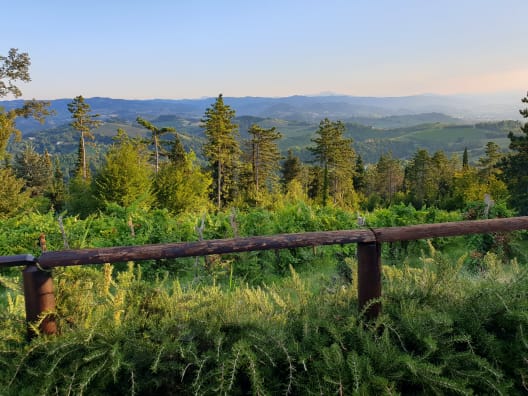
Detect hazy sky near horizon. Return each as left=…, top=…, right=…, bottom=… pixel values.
left=2, top=0, right=528, bottom=100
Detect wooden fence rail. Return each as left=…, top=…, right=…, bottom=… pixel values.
left=2, top=216, right=528, bottom=337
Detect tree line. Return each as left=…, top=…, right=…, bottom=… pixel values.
left=2, top=48, right=528, bottom=219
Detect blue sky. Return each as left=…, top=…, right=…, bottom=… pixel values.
left=2, top=0, right=527, bottom=100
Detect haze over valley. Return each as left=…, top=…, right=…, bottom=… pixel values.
left=2, top=92, right=522, bottom=164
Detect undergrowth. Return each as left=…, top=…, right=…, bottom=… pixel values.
left=1, top=246, right=527, bottom=395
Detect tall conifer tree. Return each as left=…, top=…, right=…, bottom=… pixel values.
left=374, top=152, right=404, bottom=205
left=404, top=149, right=434, bottom=208
left=462, top=147, right=469, bottom=169
left=14, top=143, right=53, bottom=196
left=309, top=118, right=356, bottom=206
left=501, top=92, right=528, bottom=214
left=244, top=124, right=282, bottom=198
left=202, top=94, right=240, bottom=209
left=68, top=95, right=101, bottom=180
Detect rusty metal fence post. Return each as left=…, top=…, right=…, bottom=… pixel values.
left=357, top=242, right=382, bottom=320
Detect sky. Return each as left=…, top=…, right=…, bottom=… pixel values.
left=2, top=0, right=528, bottom=100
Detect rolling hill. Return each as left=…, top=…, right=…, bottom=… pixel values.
left=1, top=92, right=522, bottom=134
left=2, top=94, right=523, bottom=165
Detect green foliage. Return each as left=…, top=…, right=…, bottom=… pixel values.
left=202, top=94, right=241, bottom=209
left=167, top=132, right=186, bottom=168
left=154, top=151, right=212, bottom=215
left=367, top=204, right=463, bottom=263
left=281, top=148, right=303, bottom=188
left=463, top=201, right=523, bottom=269
left=46, top=157, right=67, bottom=212
left=13, top=143, right=53, bottom=197
left=501, top=92, right=528, bottom=214
left=0, top=48, right=30, bottom=98
left=366, top=151, right=404, bottom=207
left=0, top=168, right=30, bottom=218
left=136, top=116, right=176, bottom=174
left=94, top=130, right=154, bottom=210
left=242, top=124, right=282, bottom=203
left=352, top=153, right=366, bottom=194
left=462, top=147, right=469, bottom=169
left=0, top=108, right=19, bottom=162
left=66, top=174, right=97, bottom=218
left=0, top=50, right=54, bottom=162
left=68, top=95, right=101, bottom=180
left=2, top=248, right=528, bottom=394
left=309, top=118, right=356, bottom=206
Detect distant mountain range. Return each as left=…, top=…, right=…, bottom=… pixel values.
left=1, top=92, right=524, bottom=135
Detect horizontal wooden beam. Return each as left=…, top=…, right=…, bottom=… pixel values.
left=38, top=229, right=375, bottom=268
left=35, top=216, right=528, bottom=268
left=0, top=254, right=36, bottom=268
left=373, top=216, right=528, bottom=242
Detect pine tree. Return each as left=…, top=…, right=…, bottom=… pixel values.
left=168, top=132, right=186, bottom=168
left=308, top=118, right=356, bottom=206
left=281, top=149, right=303, bottom=187
left=202, top=94, right=240, bottom=209
left=244, top=124, right=282, bottom=199
left=136, top=117, right=176, bottom=174
left=404, top=149, right=435, bottom=208
left=68, top=95, right=101, bottom=180
left=478, top=141, right=503, bottom=180
left=404, top=149, right=457, bottom=208
left=501, top=92, right=528, bottom=213
left=431, top=150, right=457, bottom=208
left=373, top=152, right=404, bottom=205
left=13, top=142, right=53, bottom=196
left=74, top=136, right=88, bottom=179
left=462, top=147, right=469, bottom=169
left=353, top=154, right=367, bottom=194
left=66, top=174, right=96, bottom=218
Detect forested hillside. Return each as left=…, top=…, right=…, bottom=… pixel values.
left=6, top=103, right=521, bottom=165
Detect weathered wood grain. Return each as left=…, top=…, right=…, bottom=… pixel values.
left=35, top=217, right=528, bottom=268
left=37, top=229, right=376, bottom=268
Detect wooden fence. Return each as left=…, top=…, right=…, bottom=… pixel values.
left=2, top=216, right=528, bottom=337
